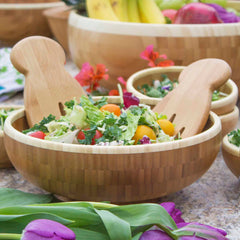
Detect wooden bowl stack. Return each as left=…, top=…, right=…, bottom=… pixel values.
left=0, top=105, right=23, bottom=168
left=126, top=66, right=239, bottom=137
left=43, top=5, right=71, bottom=54
left=0, top=0, right=64, bottom=46
left=68, top=1, right=240, bottom=93
left=4, top=97, right=222, bottom=203
left=222, top=134, right=240, bottom=178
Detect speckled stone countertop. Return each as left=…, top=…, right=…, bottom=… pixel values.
left=1, top=60, right=240, bottom=239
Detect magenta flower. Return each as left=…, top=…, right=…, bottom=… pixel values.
left=21, top=219, right=76, bottom=240
left=140, top=136, right=151, bottom=144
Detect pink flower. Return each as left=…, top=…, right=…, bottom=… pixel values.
left=75, top=62, right=109, bottom=93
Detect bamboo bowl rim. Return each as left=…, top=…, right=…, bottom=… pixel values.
left=0, top=105, right=24, bottom=137
left=222, top=134, right=240, bottom=157
left=0, top=2, right=64, bottom=9
left=4, top=98, right=221, bottom=154
left=126, top=66, right=238, bottom=112
left=219, top=105, right=239, bottom=121
left=68, top=3, right=240, bottom=38
left=43, top=5, right=71, bottom=20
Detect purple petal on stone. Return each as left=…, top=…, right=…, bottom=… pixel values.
left=139, top=230, right=172, bottom=240
left=123, top=92, right=140, bottom=109
left=22, top=219, right=76, bottom=240
left=160, top=202, right=185, bottom=225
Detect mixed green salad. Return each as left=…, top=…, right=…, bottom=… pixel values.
left=23, top=92, right=176, bottom=145
left=0, top=108, right=15, bottom=131
left=228, top=129, right=240, bottom=147
left=138, top=74, right=228, bottom=101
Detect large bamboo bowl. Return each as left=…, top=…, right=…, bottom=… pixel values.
left=4, top=97, right=222, bottom=203
left=127, top=66, right=238, bottom=116
left=222, top=134, right=240, bottom=178
left=43, top=5, right=70, bottom=54
left=0, top=1, right=64, bottom=46
left=68, top=1, right=240, bottom=91
left=0, top=105, right=23, bottom=168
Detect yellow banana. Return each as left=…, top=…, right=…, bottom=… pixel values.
left=86, top=0, right=119, bottom=21
left=127, top=0, right=141, bottom=23
left=138, top=0, right=166, bottom=24
left=110, top=0, right=129, bottom=22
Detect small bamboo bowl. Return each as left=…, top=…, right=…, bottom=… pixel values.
left=68, top=1, right=240, bottom=92
left=126, top=66, right=238, bottom=116
left=0, top=105, right=23, bottom=168
left=0, top=1, right=64, bottom=46
left=222, top=133, right=240, bottom=178
left=4, top=97, right=222, bottom=203
left=43, top=5, right=70, bottom=54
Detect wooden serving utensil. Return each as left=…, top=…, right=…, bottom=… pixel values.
left=10, top=36, right=86, bottom=127
left=153, top=58, right=232, bottom=138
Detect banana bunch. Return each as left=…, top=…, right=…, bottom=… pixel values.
left=86, top=0, right=166, bottom=24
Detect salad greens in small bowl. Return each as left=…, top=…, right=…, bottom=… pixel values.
left=222, top=129, right=240, bottom=178
left=0, top=105, right=23, bottom=168
left=3, top=96, right=222, bottom=203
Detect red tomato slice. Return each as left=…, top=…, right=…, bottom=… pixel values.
left=77, top=128, right=103, bottom=145
left=28, top=131, right=46, bottom=139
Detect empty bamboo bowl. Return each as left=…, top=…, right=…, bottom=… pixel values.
left=126, top=66, right=238, bottom=115
left=0, top=105, right=23, bottom=168
left=68, top=1, right=240, bottom=91
left=43, top=5, right=70, bottom=54
left=4, top=97, right=222, bottom=203
left=222, top=133, right=240, bottom=178
left=0, top=1, right=64, bottom=46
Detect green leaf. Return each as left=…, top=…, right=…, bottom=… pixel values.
left=0, top=188, right=53, bottom=208
left=0, top=213, right=73, bottom=233
left=15, top=79, right=23, bottom=85
left=95, top=209, right=132, bottom=240
left=109, top=204, right=177, bottom=231
left=71, top=227, right=109, bottom=240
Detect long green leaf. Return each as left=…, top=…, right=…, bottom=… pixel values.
left=0, top=213, right=72, bottom=233
left=0, top=188, right=53, bottom=208
left=95, top=209, right=132, bottom=240
left=71, top=227, right=110, bottom=240
left=109, top=204, right=177, bottom=230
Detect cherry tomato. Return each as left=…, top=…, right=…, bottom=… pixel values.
left=100, top=104, right=121, bottom=116
left=28, top=131, right=46, bottom=139
left=77, top=128, right=103, bottom=145
left=157, top=119, right=175, bottom=136
left=132, top=125, right=156, bottom=144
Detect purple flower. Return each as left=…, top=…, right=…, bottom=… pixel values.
left=161, top=85, right=171, bottom=91
left=160, top=202, right=185, bottom=225
left=140, top=136, right=151, bottom=144
left=22, top=219, right=76, bottom=240
left=123, top=92, right=140, bottom=109
left=140, top=230, right=172, bottom=240
left=207, top=3, right=240, bottom=23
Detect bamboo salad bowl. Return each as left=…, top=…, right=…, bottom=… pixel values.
left=222, top=133, right=240, bottom=178
left=0, top=105, right=23, bottom=168
left=4, top=97, right=222, bottom=203
left=126, top=66, right=239, bottom=136
left=68, top=1, right=240, bottom=92
left=0, top=1, right=64, bottom=46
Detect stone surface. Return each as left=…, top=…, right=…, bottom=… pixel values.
left=0, top=59, right=239, bottom=239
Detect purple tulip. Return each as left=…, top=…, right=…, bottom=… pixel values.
left=140, top=230, right=172, bottom=240
left=21, top=219, right=76, bottom=240
left=207, top=3, right=240, bottom=23
left=123, top=92, right=140, bottom=109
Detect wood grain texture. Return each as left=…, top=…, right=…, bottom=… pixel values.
left=4, top=97, right=222, bottom=203
left=152, top=59, right=231, bottom=138
left=10, top=36, right=86, bottom=127
left=0, top=0, right=60, bottom=3
left=68, top=8, right=240, bottom=94
left=43, top=5, right=70, bottom=54
left=219, top=106, right=239, bottom=138
left=126, top=67, right=238, bottom=115
left=0, top=2, right=64, bottom=45
left=0, top=105, right=23, bottom=168
left=222, top=134, right=240, bottom=178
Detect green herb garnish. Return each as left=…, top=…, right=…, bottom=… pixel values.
left=0, top=108, right=14, bottom=130
left=228, top=129, right=240, bottom=147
